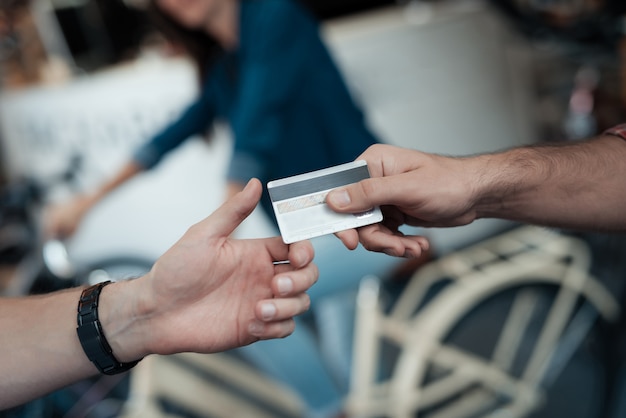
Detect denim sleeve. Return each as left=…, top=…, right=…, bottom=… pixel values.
left=132, top=86, right=216, bottom=170
left=230, top=1, right=314, bottom=174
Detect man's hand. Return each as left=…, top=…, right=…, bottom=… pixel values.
left=326, top=144, right=479, bottom=257
left=328, top=135, right=626, bottom=254
left=107, top=179, right=317, bottom=361
left=44, top=195, right=95, bottom=239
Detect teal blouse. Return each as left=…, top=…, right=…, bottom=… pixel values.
left=133, top=0, right=379, bottom=219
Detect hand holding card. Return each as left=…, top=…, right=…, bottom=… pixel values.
left=267, top=161, right=382, bottom=244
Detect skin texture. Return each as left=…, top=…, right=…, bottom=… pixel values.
left=1, top=179, right=317, bottom=409
left=327, top=135, right=626, bottom=257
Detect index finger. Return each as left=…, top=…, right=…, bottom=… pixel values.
left=262, top=237, right=315, bottom=269
left=333, top=229, right=360, bottom=250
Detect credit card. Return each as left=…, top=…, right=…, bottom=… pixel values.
left=267, top=160, right=382, bottom=244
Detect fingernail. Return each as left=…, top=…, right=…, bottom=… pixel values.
left=329, top=189, right=350, bottom=207
left=248, top=321, right=264, bottom=336
left=277, top=277, right=293, bottom=295
left=261, top=303, right=277, bottom=320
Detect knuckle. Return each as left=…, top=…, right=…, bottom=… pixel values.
left=368, top=143, right=385, bottom=155
left=301, top=293, right=311, bottom=311
left=310, top=264, right=319, bottom=285
left=358, top=178, right=378, bottom=199
left=279, top=319, right=296, bottom=338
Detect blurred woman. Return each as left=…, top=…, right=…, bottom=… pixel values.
left=47, top=0, right=403, bottom=416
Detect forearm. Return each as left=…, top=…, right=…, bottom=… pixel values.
left=0, top=289, right=93, bottom=408
left=0, top=280, right=145, bottom=409
left=88, top=161, right=143, bottom=204
left=473, top=135, right=626, bottom=231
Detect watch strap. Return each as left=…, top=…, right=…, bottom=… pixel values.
left=77, top=281, right=140, bottom=375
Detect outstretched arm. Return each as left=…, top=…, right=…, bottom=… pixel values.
left=327, top=133, right=626, bottom=257
left=473, top=134, right=626, bottom=230
left=1, top=179, right=317, bottom=409
left=45, top=160, right=144, bottom=239
left=45, top=90, right=217, bottom=240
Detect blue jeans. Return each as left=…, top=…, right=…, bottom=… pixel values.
left=237, top=234, right=404, bottom=417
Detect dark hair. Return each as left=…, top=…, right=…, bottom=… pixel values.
left=0, top=0, right=30, bottom=19
left=147, top=0, right=222, bottom=84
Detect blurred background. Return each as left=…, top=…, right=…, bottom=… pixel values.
left=2, top=0, right=626, bottom=417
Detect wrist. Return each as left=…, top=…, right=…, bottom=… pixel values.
left=80, top=193, right=100, bottom=210
left=95, top=279, right=151, bottom=363
left=463, top=153, right=501, bottom=218
left=470, top=147, right=544, bottom=220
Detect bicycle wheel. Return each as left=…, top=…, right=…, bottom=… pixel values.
left=347, top=226, right=619, bottom=418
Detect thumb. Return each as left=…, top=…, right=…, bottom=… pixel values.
left=327, top=178, right=382, bottom=213
left=200, top=178, right=262, bottom=237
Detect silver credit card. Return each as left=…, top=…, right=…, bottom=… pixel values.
left=267, top=160, right=383, bottom=244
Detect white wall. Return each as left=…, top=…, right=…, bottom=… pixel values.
left=0, top=1, right=537, bottom=266
left=324, top=1, right=536, bottom=155
left=323, top=1, right=537, bottom=252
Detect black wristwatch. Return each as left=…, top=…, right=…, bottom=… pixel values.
left=76, top=281, right=140, bottom=375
